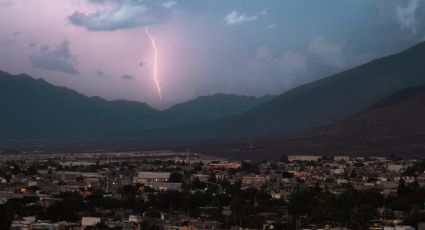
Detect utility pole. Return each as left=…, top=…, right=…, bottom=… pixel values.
left=61, top=155, right=65, bottom=182
left=169, top=203, right=172, bottom=221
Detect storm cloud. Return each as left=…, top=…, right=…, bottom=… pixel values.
left=121, top=74, right=135, bottom=80
left=29, top=41, right=79, bottom=75
left=2, top=0, right=425, bottom=108
left=69, top=0, right=173, bottom=31
left=224, top=10, right=266, bottom=26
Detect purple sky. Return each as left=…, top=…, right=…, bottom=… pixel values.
left=1, top=0, right=425, bottom=109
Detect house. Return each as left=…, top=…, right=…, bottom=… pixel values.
left=82, top=217, right=101, bottom=228
left=288, top=155, right=321, bottom=162
left=241, top=175, right=266, bottom=186
left=208, top=162, right=241, bottom=169
left=191, top=174, right=209, bottom=182
left=387, top=164, right=404, bottom=172
left=334, top=156, right=351, bottom=162
left=133, top=172, right=170, bottom=184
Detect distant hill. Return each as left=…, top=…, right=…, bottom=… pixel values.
left=163, top=94, right=273, bottom=126
left=0, top=70, right=272, bottom=140
left=257, top=86, right=425, bottom=158
left=4, top=40, right=425, bottom=144
left=306, top=86, right=425, bottom=140
left=186, top=87, right=425, bottom=160
left=0, top=71, right=160, bottom=139
left=158, top=41, right=425, bottom=141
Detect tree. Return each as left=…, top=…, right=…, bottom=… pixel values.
left=403, top=210, right=425, bottom=227
left=311, top=203, right=339, bottom=224
left=120, top=184, right=139, bottom=199
left=351, top=204, right=377, bottom=229
left=144, top=210, right=161, bottom=219
left=397, top=178, right=408, bottom=196
left=388, top=197, right=411, bottom=212
left=141, top=220, right=161, bottom=230
left=256, top=190, right=272, bottom=206
left=240, top=161, right=259, bottom=174
left=358, top=190, right=385, bottom=208
left=95, top=222, right=108, bottom=230
left=207, top=173, right=217, bottom=183
left=282, top=171, right=294, bottom=178
left=168, top=172, right=184, bottom=183
left=0, top=204, right=13, bottom=229
left=41, top=192, right=85, bottom=221
left=191, top=178, right=207, bottom=190
left=287, top=190, right=319, bottom=216
left=25, top=165, right=38, bottom=175
left=86, top=189, right=105, bottom=207
left=154, top=190, right=186, bottom=210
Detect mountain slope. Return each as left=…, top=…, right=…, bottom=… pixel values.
left=158, top=41, right=425, bottom=140
left=4, top=40, right=425, bottom=142
left=306, top=86, right=425, bottom=140
left=186, top=87, right=425, bottom=160
left=163, top=94, right=273, bottom=126
left=0, top=71, right=161, bottom=139
left=0, top=71, right=273, bottom=140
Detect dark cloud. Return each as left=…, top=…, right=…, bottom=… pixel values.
left=4, top=0, right=425, bottom=108
left=69, top=0, right=171, bottom=31
left=29, top=41, right=79, bottom=75
left=121, top=74, right=134, bottom=80
left=94, top=70, right=112, bottom=78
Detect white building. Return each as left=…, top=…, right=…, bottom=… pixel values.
left=287, top=155, right=321, bottom=162
left=133, top=172, right=170, bottom=184
left=387, top=163, right=404, bottom=172
left=384, top=226, right=414, bottom=230
left=334, top=156, right=350, bottom=161
left=82, top=217, right=101, bottom=227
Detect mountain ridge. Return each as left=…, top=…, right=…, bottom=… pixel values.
left=305, top=85, right=425, bottom=140
left=0, top=70, right=273, bottom=140
left=3, top=40, right=425, bottom=143
left=148, top=40, right=425, bottom=141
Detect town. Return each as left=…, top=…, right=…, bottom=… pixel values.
left=0, top=151, right=425, bottom=230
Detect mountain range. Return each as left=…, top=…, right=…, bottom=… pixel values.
left=193, top=86, right=425, bottom=160
left=306, top=86, right=425, bottom=140
left=147, top=40, right=425, bottom=141
left=0, top=70, right=272, bottom=140
left=2, top=40, right=425, bottom=149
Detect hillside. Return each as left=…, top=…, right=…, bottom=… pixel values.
left=182, top=87, right=425, bottom=160
left=157, top=41, right=425, bottom=141
left=0, top=70, right=272, bottom=140
left=306, top=86, right=425, bottom=140
left=0, top=71, right=160, bottom=139
left=163, top=94, right=273, bottom=126
left=4, top=40, right=425, bottom=142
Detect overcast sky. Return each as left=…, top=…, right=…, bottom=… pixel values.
left=1, top=0, right=425, bottom=108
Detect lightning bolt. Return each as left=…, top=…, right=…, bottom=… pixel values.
left=145, top=25, right=162, bottom=102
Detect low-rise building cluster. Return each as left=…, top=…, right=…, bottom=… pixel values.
left=0, top=152, right=425, bottom=230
